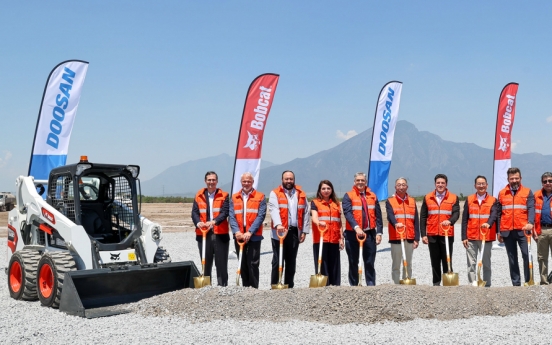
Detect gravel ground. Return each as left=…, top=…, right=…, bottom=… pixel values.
left=3, top=228, right=552, bottom=344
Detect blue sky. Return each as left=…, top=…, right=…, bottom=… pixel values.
left=1, top=1, right=551, bottom=191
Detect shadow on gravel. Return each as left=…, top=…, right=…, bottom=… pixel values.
left=377, top=248, right=391, bottom=253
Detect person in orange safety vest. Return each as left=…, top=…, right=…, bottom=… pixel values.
left=420, top=173, right=460, bottom=286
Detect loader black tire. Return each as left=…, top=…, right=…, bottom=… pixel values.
left=154, top=246, right=172, bottom=263
left=37, top=251, right=77, bottom=308
left=8, top=249, right=41, bottom=301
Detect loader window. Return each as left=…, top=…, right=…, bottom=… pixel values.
left=79, top=177, right=100, bottom=201
left=49, top=175, right=76, bottom=222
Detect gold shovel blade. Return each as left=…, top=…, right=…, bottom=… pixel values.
left=193, top=275, right=211, bottom=289
left=477, top=279, right=487, bottom=287
left=442, top=272, right=459, bottom=286
left=271, top=282, right=289, bottom=290
left=309, top=274, right=328, bottom=288
left=524, top=279, right=535, bottom=286
left=400, top=277, right=417, bottom=285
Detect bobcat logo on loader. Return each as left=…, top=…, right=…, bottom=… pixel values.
left=498, top=136, right=509, bottom=152
left=244, top=131, right=261, bottom=151
left=110, top=253, right=120, bottom=261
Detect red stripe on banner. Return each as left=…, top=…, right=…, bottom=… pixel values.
left=235, top=74, right=280, bottom=159
left=493, top=83, right=518, bottom=161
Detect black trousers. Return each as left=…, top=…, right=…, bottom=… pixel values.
left=312, top=242, right=341, bottom=286
left=196, top=232, right=229, bottom=286
left=234, top=239, right=261, bottom=288
left=502, top=230, right=530, bottom=286
left=271, top=227, right=300, bottom=288
left=344, top=229, right=377, bottom=286
left=427, top=235, right=454, bottom=285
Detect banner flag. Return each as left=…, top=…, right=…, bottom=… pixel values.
left=492, top=82, right=519, bottom=197
left=28, top=60, right=89, bottom=181
left=231, top=73, right=280, bottom=194
left=367, top=81, right=403, bottom=201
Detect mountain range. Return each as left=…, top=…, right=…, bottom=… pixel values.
left=141, top=121, right=551, bottom=197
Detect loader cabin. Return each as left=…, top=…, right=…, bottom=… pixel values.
left=46, top=157, right=141, bottom=248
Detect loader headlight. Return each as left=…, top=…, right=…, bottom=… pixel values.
left=76, top=163, right=92, bottom=176
left=151, top=225, right=162, bottom=241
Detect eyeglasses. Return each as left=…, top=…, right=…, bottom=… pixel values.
left=475, top=183, right=487, bottom=186
left=543, top=179, right=552, bottom=184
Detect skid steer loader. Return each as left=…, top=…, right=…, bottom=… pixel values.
left=6, top=157, right=199, bottom=318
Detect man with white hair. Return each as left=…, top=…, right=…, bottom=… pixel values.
left=229, top=172, right=266, bottom=288
left=342, top=172, right=383, bottom=286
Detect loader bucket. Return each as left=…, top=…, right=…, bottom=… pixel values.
left=59, top=261, right=200, bottom=318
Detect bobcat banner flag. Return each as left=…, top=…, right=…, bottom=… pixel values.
left=29, top=60, right=89, bottom=181
left=367, top=81, right=403, bottom=201
left=492, top=82, right=519, bottom=197
left=231, top=73, right=280, bottom=194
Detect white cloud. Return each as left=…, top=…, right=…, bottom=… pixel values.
left=0, top=151, right=12, bottom=168
left=336, top=130, right=357, bottom=141
left=547, top=116, right=552, bottom=123
left=511, top=140, right=520, bottom=152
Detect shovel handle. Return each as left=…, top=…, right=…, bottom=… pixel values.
left=479, top=226, right=489, bottom=238
left=396, top=224, right=406, bottom=240
left=318, top=223, right=328, bottom=235
left=237, top=238, right=246, bottom=249
left=199, top=224, right=210, bottom=237
left=356, top=232, right=366, bottom=246
left=440, top=223, right=451, bottom=237
left=277, top=229, right=286, bottom=243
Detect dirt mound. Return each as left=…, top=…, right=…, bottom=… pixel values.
left=129, top=284, right=552, bottom=324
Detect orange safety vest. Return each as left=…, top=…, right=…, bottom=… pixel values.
left=311, top=199, right=342, bottom=244
left=424, top=190, right=457, bottom=236
left=465, top=193, right=497, bottom=241
left=231, top=189, right=265, bottom=236
left=271, top=185, right=307, bottom=231
left=534, top=189, right=547, bottom=236
left=345, top=186, right=377, bottom=231
left=388, top=194, right=417, bottom=241
left=498, top=185, right=530, bottom=231
left=194, top=188, right=229, bottom=236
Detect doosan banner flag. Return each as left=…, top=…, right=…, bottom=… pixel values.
left=492, top=82, right=519, bottom=197
left=231, top=73, right=279, bottom=194
left=368, top=81, right=403, bottom=201
left=29, top=60, right=89, bottom=181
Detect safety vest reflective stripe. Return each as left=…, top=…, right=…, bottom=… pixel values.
left=199, top=210, right=207, bottom=213
left=318, top=216, right=331, bottom=220
left=278, top=204, right=288, bottom=208
left=352, top=206, right=362, bottom=210
left=298, top=205, right=306, bottom=209
left=536, top=209, right=542, bottom=214
left=234, top=210, right=243, bottom=214
left=394, top=214, right=415, bottom=219
left=212, top=208, right=221, bottom=212
left=427, top=210, right=452, bottom=215
left=469, top=214, right=490, bottom=218
left=245, top=209, right=258, bottom=213
left=502, top=205, right=527, bottom=210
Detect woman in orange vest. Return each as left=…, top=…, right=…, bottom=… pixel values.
left=460, top=175, right=498, bottom=287
left=311, top=180, right=344, bottom=286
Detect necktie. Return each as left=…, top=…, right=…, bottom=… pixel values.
left=360, top=193, right=370, bottom=229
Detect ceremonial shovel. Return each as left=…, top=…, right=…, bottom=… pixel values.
left=524, top=230, right=535, bottom=286
left=235, top=238, right=245, bottom=286
left=271, top=230, right=289, bottom=290
left=309, top=223, right=328, bottom=288
left=441, top=224, right=459, bottom=286
left=476, top=226, right=489, bottom=287
left=357, top=232, right=366, bottom=286
left=396, top=224, right=416, bottom=285
left=194, top=224, right=211, bottom=288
